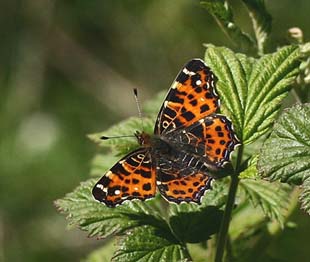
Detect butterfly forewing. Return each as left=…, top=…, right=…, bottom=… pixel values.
left=155, top=59, right=219, bottom=135
left=92, top=148, right=156, bottom=207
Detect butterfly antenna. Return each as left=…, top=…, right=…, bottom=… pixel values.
left=133, top=88, right=144, bottom=131
left=101, top=135, right=135, bottom=140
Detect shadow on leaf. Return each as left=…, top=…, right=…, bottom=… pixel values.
left=169, top=206, right=223, bottom=243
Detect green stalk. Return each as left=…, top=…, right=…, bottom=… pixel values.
left=214, top=145, right=243, bottom=262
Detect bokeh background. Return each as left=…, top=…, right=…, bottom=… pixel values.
left=0, top=1, right=309, bottom=261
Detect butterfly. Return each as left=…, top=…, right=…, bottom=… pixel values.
left=92, top=59, right=240, bottom=207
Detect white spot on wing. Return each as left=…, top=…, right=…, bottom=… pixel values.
left=183, top=68, right=196, bottom=76
left=106, top=171, right=113, bottom=178
left=96, top=184, right=104, bottom=190
left=171, top=82, right=178, bottom=89
left=114, top=190, right=121, bottom=195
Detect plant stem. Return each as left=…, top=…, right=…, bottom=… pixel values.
left=214, top=146, right=243, bottom=262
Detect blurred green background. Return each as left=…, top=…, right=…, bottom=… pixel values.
left=0, top=1, right=309, bottom=261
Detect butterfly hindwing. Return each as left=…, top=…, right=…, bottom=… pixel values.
left=154, top=59, right=219, bottom=135
left=92, top=148, right=156, bottom=207
left=157, top=172, right=212, bottom=204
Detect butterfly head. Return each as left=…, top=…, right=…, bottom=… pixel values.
left=135, top=131, right=152, bottom=147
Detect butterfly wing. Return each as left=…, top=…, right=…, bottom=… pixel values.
left=167, top=115, right=240, bottom=167
left=92, top=148, right=156, bottom=207
left=154, top=147, right=213, bottom=204
left=154, top=59, right=219, bottom=135
left=157, top=171, right=212, bottom=204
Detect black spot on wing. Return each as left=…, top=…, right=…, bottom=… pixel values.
left=169, top=89, right=184, bottom=104
left=143, top=183, right=152, bottom=191
left=205, top=92, right=214, bottom=99
left=182, top=111, right=195, bottom=121
left=195, top=87, right=202, bottom=93
left=132, top=192, right=141, bottom=197
left=122, top=186, right=129, bottom=192
left=164, top=106, right=177, bottom=118
left=188, top=94, right=194, bottom=99
left=186, top=59, right=207, bottom=72
left=215, top=126, right=222, bottom=131
left=125, top=157, right=139, bottom=168
left=191, top=123, right=204, bottom=137
left=218, top=132, right=224, bottom=137
left=190, top=99, right=198, bottom=106
left=208, top=139, right=215, bottom=144
left=137, top=169, right=152, bottom=178
left=132, top=178, right=139, bottom=184
left=176, top=72, right=189, bottom=83
left=200, top=104, right=210, bottom=113
left=110, top=164, right=129, bottom=177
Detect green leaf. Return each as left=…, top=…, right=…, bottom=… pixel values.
left=300, top=177, right=310, bottom=215
left=258, top=103, right=310, bottom=214
left=166, top=180, right=228, bottom=243
left=83, top=241, right=116, bottom=262
left=88, top=117, right=154, bottom=156
left=169, top=205, right=223, bottom=243
left=240, top=155, right=292, bottom=226
left=55, top=179, right=167, bottom=238
left=112, top=225, right=190, bottom=262
left=258, top=104, right=310, bottom=183
left=239, top=179, right=291, bottom=226
left=239, top=155, right=259, bottom=179
left=242, top=0, right=272, bottom=54
left=205, top=45, right=301, bottom=144
left=201, top=0, right=255, bottom=53
left=89, top=153, right=119, bottom=177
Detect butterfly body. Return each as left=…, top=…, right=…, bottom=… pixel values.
left=93, top=59, right=240, bottom=207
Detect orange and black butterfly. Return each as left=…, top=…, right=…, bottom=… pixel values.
left=92, top=59, right=240, bottom=207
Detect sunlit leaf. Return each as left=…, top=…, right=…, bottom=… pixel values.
left=88, top=117, right=154, bottom=156
left=239, top=155, right=259, bottom=179
left=55, top=179, right=167, bottom=238
left=258, top=103, right=310, bottom=214
left=239, top=179, right=291, bottom=226
left=112, top=225, right=190, bottom=262
left=205, top=45, right=301, bottom=145
left=300, top=177, right=310, bottom=215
